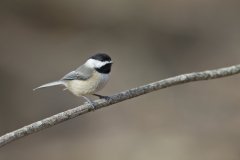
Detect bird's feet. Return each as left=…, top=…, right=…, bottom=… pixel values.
left=81, top=96, right=96, bottom=110
left=92, top=94, right=112, bottom=101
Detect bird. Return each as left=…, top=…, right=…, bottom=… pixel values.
left=34, top=53, right=113, bottom=109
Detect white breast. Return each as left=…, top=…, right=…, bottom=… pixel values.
left=96, top=73, right=110, bottom=91
left=66, top=71, right=109, bottom=96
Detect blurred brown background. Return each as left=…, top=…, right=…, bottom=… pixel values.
left=1, top=0, right=240, bottom=160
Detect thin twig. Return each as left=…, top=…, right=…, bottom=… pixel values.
left=1, top=64, right=240, bottom=148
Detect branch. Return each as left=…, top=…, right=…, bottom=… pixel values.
left=1, top=64, right=240, bottom=148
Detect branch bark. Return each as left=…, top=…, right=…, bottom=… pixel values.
left=1, top=64, right=240, bottom=148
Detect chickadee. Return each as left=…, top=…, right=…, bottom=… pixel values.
left=34, top=53, right=113, bottom=109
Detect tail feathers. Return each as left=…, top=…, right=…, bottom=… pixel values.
left=33, top=81, right=64, bottom=91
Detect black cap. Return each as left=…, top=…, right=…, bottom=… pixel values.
left=90, top=53, right=111, bottom=62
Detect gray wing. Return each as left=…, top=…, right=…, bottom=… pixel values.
left=61, top=65, right=93, bottom=81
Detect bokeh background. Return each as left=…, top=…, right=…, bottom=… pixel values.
left=1, top=0, right=240, bottom=160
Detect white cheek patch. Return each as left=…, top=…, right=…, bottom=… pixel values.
left=86, top=59, right=112, bottom=68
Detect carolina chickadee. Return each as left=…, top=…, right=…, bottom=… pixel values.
left=34, top=53, right=113, bottom=109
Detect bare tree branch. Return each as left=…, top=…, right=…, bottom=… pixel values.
left=1, top=64, right=240, bottom=148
